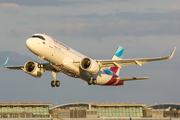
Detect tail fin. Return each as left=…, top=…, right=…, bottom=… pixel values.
left=111, top=46, right=124, bottom=76
left=112, top=46, right=124, bottom=60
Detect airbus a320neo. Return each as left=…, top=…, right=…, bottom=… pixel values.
left=4, top=34, right=176, bottom=87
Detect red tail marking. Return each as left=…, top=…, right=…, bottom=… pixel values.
left=104, top=67, right=118, bottom=85
left=114, top=81, right=124, bottom=86
left=104, top=77, right=117, bottom=85
left=110, top=66, right=118, bottom=73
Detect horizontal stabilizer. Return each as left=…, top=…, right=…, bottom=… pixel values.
left=117, top=77, right=149, bottom=81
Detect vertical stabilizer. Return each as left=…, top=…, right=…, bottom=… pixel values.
left=111, top=46, right=124, bottom=76
left=112, top=46, right=124, bottom=60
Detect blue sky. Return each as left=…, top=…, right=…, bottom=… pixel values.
left=0, top=0, right=180, bottom=107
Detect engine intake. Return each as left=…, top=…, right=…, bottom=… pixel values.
left=22, top=61, right=44, bottom=78
left=80, top=58, right=100, bottom=74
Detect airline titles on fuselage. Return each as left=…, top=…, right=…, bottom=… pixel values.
left=53, top=39, right=70, bottom=51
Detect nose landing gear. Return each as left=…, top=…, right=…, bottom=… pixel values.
left=88, top=78, right=97, bottom=85
left=37, top=56, right=60, bottom=87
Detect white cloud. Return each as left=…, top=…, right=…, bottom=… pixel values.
left=41, top=18, right=180, bottom=38
left=0, top=3, right=22, bottom=14
left=8, top=29, right=33, bottom=37
left=170, top=4, right=180, bottom=11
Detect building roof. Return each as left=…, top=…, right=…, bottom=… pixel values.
left=90, top=102, right=147, bottom=107
left=0, top=102, right=53, bottom=106
left=145, top=103, right=180, bottom=109
left=50, top=102, right=147, bottom=110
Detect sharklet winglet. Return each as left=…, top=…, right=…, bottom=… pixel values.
left=168, top=47, right=176, bottom=59
left=4, top=57, right=9, bottom=67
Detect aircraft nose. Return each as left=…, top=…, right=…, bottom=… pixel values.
left=26, top=38, right=33, bottom=50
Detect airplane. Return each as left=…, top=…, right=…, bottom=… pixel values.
left=4, top=33, right=176, bottom=87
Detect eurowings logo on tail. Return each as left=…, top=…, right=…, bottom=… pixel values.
left=114, top=46, right=124, bottom=58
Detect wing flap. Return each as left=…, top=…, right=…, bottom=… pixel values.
left=43, top=63, right=60, bottom=72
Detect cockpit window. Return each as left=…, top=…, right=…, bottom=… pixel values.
left=32, top=35, right=45, bottom=40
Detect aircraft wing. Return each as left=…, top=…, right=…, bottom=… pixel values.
left=4, top=65, right=24, bottom=69
left=3, top=57, right=57, bottom=72
left=3, top=57, right=23, bottom=70
left=97, top=47, right=176, bottom=68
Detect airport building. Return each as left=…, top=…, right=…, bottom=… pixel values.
left=0, top=102, right=53, bottom=118
left=143, top=103, right=180, bottom=118
left=0, top=102, right=179, bottom=119
left=49, top=102, right=147, bottom=118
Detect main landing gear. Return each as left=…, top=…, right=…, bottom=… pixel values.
left=88, top=78, right=97, bottom=85
left=51, top=71, right=60, bottom=87
left=51, top=80, right=60, bottom=87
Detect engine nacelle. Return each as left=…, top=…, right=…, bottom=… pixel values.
left=80, top=57, right=100, bottom=74
left=22, top=61, right=44, bottom=78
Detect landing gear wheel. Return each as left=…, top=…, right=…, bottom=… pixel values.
left=88, top=81, right=92, bottom=85
left=51, top=81, right=56, bottom=87
left=88, top=79, right=92, bottom=85
left=56, top=80, right=60, bottom=87
left=92, top=79, right=97, bottom=85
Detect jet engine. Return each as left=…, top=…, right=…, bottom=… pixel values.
left=22, top=61, right=44, bottom=78
left=80, top=57, right=100, bottom=74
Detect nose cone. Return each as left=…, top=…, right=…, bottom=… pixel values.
left=26, top=38, right=42, bottom=55
left=26, top=38, right=38, bottom=54
left=26, top=38, right=33, bottom=50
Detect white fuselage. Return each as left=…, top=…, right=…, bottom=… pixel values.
left=26, top=34, right=124, bottom=86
